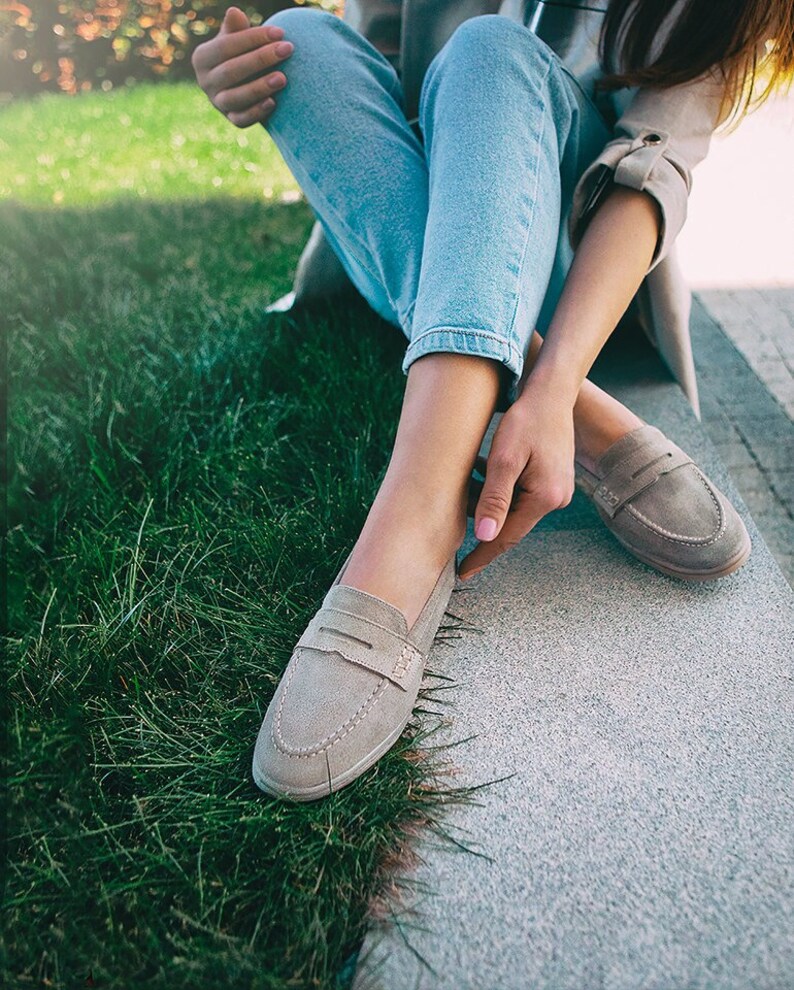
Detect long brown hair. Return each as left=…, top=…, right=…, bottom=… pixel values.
left=599, top=0, right=794, bottom=126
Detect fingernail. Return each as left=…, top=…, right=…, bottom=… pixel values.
left=275, top=41, right=293, bottom=56
left=475, top=517, right=498, bottom=541
left=266, top=72, right=285, bottom=87
left=262, top=97, right=275, bottom=110
left=459, top=567, right=483, bottom=582
left=269, top=26, right=285, bottom=38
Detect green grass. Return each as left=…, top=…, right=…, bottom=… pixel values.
left=4, top=82, right=474, bottom=989
left=0, top=81, right=298, bottom=205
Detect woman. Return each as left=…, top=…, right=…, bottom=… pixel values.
left=191, top=1, right=793, bottom=801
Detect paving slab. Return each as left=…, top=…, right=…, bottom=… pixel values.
left=690, top=288, right=794, bottom=424
left=352, top=329, right=794, bottom=990
left=690, top=297, right=794, bottom=585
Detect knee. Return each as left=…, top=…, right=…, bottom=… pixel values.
left=263, top=7, right=361, bottom=97
left=420, top=14, right=555, bottom=118
left=264, top=6, right=345, bottom=49
left=443, top=14, right=551, bottom=70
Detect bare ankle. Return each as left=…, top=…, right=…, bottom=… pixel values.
left=573, top=381, right=644, bottom=469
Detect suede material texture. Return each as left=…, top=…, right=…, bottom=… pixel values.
left=576, top=425, right=751, bottom=578
left=252, top=555, right=457, bottom=800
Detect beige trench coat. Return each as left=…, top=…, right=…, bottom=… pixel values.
left=287, top=0, right=726, bottom=417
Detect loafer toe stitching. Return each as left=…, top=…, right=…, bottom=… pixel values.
left=272, top=650, right=391, bottom=757
left=623, top=469, right=727, bottom=546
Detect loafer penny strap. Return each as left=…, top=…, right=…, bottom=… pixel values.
left=594, top=442, right=693, bottom=519
left=296, top=606, right=422, bottom=691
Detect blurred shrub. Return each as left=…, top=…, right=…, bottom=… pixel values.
left=0, top=1, right=342, bottom=96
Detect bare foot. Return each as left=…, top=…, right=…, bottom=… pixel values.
left=573, top=383, right=645, bottom=474
left=336, top=352, right=502, bottom=629
left=340, top=473, right=466, bottom=629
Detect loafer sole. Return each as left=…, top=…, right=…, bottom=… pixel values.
left=606, top=518, right=752, bottom=581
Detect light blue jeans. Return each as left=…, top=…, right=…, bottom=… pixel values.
left=262, top=8, right=610, bottom=402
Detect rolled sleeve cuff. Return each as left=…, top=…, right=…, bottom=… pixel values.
left=569, top=129, right=691, bottom=271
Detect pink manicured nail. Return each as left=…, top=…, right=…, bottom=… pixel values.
left=475, top=517, right=498, bottom=541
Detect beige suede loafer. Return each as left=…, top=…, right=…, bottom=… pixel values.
left=575, top=425, right=751, bottom=581
left=252, top=552, right=457, bottom=802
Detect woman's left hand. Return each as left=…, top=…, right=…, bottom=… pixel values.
left=458, top=386, right=576, bottom=580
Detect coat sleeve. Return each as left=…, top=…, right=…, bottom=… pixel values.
left=568, top=69, right=726, bottom=271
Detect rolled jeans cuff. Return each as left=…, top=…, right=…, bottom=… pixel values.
left=401, top=325, right=522, bottom=407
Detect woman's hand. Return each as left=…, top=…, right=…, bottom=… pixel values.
left=458, top=385, right=576, bottom=580
left=191, top=6, right=294, bottom=128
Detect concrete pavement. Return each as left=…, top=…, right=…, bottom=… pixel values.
left=353, top=326, right=794, bottom=990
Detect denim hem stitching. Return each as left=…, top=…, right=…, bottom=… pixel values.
left=410, top=325, right=509, bottom=345
left=403, top=326, right=523, bottom=375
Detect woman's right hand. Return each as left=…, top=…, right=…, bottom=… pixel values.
left=191, top=6, right=294, bottom=128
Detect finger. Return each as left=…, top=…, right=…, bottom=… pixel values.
left=458, top=488, right=547, bottom=579
left=227, top=98, right=276, bottom=128
left=221, top=6, right=252, bottom=34
left=467, top=472, right=522, bottom=518
left=472, top=452, right=522, bottom=544
left=194, top=24, right=283, bottom=73
left=208, top=41, right=292, bottom=95
left=215, top=71, right=286, bottom=114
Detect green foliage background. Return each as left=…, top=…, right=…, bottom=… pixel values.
left=0, top=0, right=342, bottom=96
